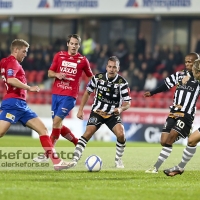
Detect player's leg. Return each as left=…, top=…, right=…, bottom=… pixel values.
left=153, top=129, right=178, bottom=169
left=73, top=125, right=97, bottom=162
left=107, top=115, right=126, bottom=168
left=145, top=117, right=179, bottom=173
left=19, top=104, right=70, bottom=170
left=176, top=129, right=199, bottom=170
left=60, top=124, right=78, bottom=146
left=0, top=99, right=20, bottom=137
left=163, top=129, right=200, bottom=176
left=65, top=112, right=102, bottom=169
left=26, top=117, right=72, bottom=170
left=51, top=95, right=78, bottom=146
left=0, top=120, right=11, bottom=138
left=161, top=116, right=182, bottom=145
left=160, top=132, right=169, bottom=146
left=112, top=124, right=126, bottom=168
left=72, top=111, right=102, bottom=163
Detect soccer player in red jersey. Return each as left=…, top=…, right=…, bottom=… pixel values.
left=0, top=39, right=71, bottom=170
left=33, top=34, right=93, bottom=163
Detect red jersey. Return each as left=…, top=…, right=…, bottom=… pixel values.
left=49, top=51, right=93, bottom=98
left=0, top=55, right=27, bottom=101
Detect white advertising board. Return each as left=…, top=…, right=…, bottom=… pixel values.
left=32, top=117, right=84, bottom=139
left=0, top=0, right=199, bottom=16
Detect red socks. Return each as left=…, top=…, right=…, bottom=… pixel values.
left=39, top=135, right=61, bottom=165
left=60, top=125, right=78, bottom=146
left=50, top=128, right=61, bottom=146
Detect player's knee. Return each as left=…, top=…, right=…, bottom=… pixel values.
left=116, top=131, right=125, bottom=141
left=188, top=139, right=197, bottom=146
left=160, top=141, right=165, bottom=146
left=38, top=126, right=49, bottom=136
left=0, top=131, right=5, bottom=138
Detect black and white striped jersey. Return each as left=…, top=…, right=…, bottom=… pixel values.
left=164, top=70, right=200, bottom=118
left=86, top=73, right=131, bottom=114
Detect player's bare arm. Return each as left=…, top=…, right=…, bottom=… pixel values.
left=113, top=101, right=131, bottom=115
left=48, top=70, right=66, bottom=80
left=77, top=90, right=91, bottom=120
left=7, top=77, right=40, bottom=92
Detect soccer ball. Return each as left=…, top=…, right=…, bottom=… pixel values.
left=85, top=155, right=103, bottom=172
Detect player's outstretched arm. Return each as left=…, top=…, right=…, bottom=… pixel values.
left=77, top=90, right=91, bottom=120
left=144, top=82, right=169, bottom=97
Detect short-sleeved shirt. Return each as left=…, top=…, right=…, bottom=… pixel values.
left=0, top=55, right=27, bottom=101
left=49, top=51, right=93, bottom=99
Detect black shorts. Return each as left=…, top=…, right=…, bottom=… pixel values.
left=87, top=111, right=122, bottom=131
left=162, top=116, right=192, bottom=139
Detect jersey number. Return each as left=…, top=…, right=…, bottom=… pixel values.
left=177, top=120, right=185, bottom=129
left=1, top=75, right=9, bottom=90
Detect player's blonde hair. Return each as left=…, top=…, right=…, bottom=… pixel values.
left=10, top=39, right=29, bottom=52
left=193, top=59, right=200, bottom=71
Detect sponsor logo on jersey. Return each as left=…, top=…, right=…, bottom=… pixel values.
left=178, top=84, right=195, bottom=92
left=7, top=69, right=14, bottom=76
left=57, top=82, right=72, bottom=90
left=97, top=85, right=107, bottom=91
left=62, top=61, right=77, bottom=68
left=101, top=97, right=119, bottom=105
left=114, top=89, right=119, bottom=95
left=6, top=113, right=15, bottom=121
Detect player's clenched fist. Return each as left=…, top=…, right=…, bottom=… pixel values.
left=29, top=86, right=40, bottom=92
left=144, top=91, right=151, bottom=97
left=55, top=73, right=66, bottom=80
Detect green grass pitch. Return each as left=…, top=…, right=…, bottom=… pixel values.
left=1, top=136, right=200, bottom=200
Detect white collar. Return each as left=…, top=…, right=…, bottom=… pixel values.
left=106, top=73, right=118, bottom=83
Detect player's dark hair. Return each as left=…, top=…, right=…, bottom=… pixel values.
left=108, top=56, right=120, bottom=66
left=188, top=52, right=200, bottom=60
left=10, top=39, right=29, bottom=52
left=67, top=34, right=81, bottom=45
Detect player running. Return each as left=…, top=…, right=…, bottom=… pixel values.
left=33, top=34, right=93, bottom=163
left=0, top=39, right=70, bottom=170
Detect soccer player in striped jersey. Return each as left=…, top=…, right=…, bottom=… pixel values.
left=65, top=56, right=132, bottom=169
left=144, top=52, right=200, bottom=173
left=164, top=58, right=200, bottom=176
